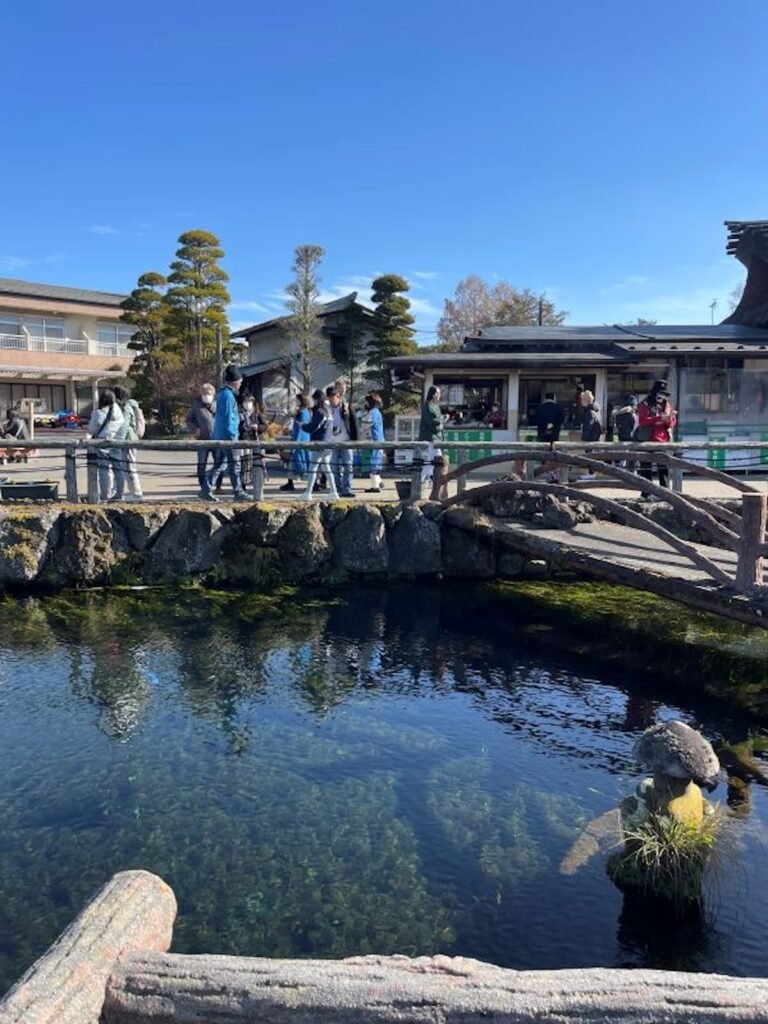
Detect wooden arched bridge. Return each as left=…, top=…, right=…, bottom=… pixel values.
left=428, top=442, right=768, bottom=620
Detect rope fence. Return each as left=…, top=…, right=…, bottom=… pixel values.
left=0, top=438, right=767, bottom=505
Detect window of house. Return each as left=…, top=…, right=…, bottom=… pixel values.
left=97, top=323, right=135, bottom=355
left=0, top=314, right=21, bottom=338
left=25, top=317, right=65, bottom=338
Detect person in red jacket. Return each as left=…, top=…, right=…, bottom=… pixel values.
left=637, top=380, right=677, bottom=491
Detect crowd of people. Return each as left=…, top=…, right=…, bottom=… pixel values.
left=534, top=378, right=678, bottom=488
left=183, top=367, right=386, bottom=503
left=26, top=368, right=680, bottom=503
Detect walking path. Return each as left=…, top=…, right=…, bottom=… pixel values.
left=3, top=439, right=768, bottom=504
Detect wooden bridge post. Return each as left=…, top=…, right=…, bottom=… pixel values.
left=430, top=455, right=448, bottom=501
left=457, top=448, right=467, bottom=494
left=736, top=492, right=767, bottom=593
left=409, top=446, right=425, bottom=501
left=86, top=448, right=99, bottom=504
left=64, top=444, right=79, bottom=502
left=252, top=444, right=265, bottom=501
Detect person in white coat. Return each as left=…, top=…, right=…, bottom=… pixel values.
left=86, top=389, right=124, bottom=501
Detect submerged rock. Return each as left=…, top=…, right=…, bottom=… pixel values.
left=635, top=720, right=720, bottom=788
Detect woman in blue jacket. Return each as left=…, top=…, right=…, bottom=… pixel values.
left=281, top=394, right=311, bottom=492
left=363, top=393, right=385, bottom=493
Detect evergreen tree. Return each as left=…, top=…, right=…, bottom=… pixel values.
left=283, top=244, right=326, bottom=393
left=121, top=230, right=230, bottom=430
left=366, top=274, right=416, bottom=408
left=165, top=229, right=231, bottom=356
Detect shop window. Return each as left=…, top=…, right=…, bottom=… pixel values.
left=433, top=377, right=506, bottom=428
left=520, top=376, right=595, bottom=430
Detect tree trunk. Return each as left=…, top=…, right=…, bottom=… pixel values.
left=0, top=870, right=176, bottom=1024
left=103, top=952, right=768, bottom=1024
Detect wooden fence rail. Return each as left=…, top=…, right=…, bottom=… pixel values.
left=3, top=870, right=768, bottom=1024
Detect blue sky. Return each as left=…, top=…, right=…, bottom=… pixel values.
left=2, top=0, right=767, bottom=340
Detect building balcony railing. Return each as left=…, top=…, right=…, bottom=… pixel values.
left=0, top=333, right=131, bottom=358
left=30, top=336, right=88, bottom=355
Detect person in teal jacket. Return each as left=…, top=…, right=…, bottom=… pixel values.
left=201, top=365, right=248, bottom=501
left=364, top=393, right=385, bottom=493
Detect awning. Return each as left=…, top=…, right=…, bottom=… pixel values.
left=239, top=358, right=290, bottom=376
left=0, top=365, right=124, bottom=381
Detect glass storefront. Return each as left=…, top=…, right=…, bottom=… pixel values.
left=519, top=375, right=596, bottom=431
left=433, top=377, right=507, bottom=428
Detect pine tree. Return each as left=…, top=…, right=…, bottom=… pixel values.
left=366, top=274, right=416, bottom=408
left=121, top=230, right=231, bottom=430
left=165, top=229, right=231, bottom=356
left=283, top=244, right=326, bottom=393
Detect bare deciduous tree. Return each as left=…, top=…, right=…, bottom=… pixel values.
left=283, top=244, right=326, bottom=393
left=436, top=275, right=568, bottom=350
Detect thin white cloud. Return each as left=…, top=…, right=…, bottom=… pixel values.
left=410, top=270, right=439, bottom=281
left=610, top=283, right=742, bottom=324
left=229, top=319, right=258, bottom=334
left=407, top=296, right=442, bottom=318
left=0, top=255, right=31, bottom=272
left=229, top=300, right=271, bottom=313
left=599, top=274, right=650, bottom=296
left=89, top=224, right=120, bottom=235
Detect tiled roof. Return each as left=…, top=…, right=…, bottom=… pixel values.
left=230, top=292, right=374, bottom=338
left=0, top=277, right=126, bottom=306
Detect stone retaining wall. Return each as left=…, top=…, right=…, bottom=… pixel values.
left=0, top=495, right=741, bottom=593
left=0, top=502, right=548, bottom=590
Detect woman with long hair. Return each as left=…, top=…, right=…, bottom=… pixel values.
left=86, top=389, right=125, bottom=502
left=363, top=393, right=385, bottom=493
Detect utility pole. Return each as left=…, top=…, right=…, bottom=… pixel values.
left=538, top=298, right=544, bottom=326
left=709, top=298, right=718, bottom=325
left=215, top=323, right=223, bottom=383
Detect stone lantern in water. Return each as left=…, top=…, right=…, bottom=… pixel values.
left=608, top=720, right=721, bottom=903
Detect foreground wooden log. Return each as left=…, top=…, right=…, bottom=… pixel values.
left=103, top=951, right=768, bottom=1023
left=0, top=870, right=176, bottom=1024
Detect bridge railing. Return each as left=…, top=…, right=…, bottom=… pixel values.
left=428, top=442, right=768, bottom=597
left=0, top=437, right=766, bottom=504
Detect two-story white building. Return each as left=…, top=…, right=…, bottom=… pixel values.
left=0, top=277, right=133, bottom=416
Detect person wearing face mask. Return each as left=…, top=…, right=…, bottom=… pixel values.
left=186, top=383, right=217, bottom=491
left=238, top=393, right=262, bottom=490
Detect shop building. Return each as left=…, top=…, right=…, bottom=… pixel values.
left=387, top=221, right=768, bottom=468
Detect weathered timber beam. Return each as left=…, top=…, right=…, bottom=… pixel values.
left=103, top=951, right=768, bottom=1024
left=0, top=871, right=176, bottom=1024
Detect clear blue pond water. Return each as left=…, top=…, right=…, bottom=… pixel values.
left=2, top=582, right=768, bottom=993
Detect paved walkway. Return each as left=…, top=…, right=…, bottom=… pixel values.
left=2, top=440, right=768, bottom=504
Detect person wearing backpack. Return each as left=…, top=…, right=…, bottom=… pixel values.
left=86, top=389, right=124, bottom=501
left=112, top=385, right=144, bottom=501
left=299, top=389, right=339, bottom=500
